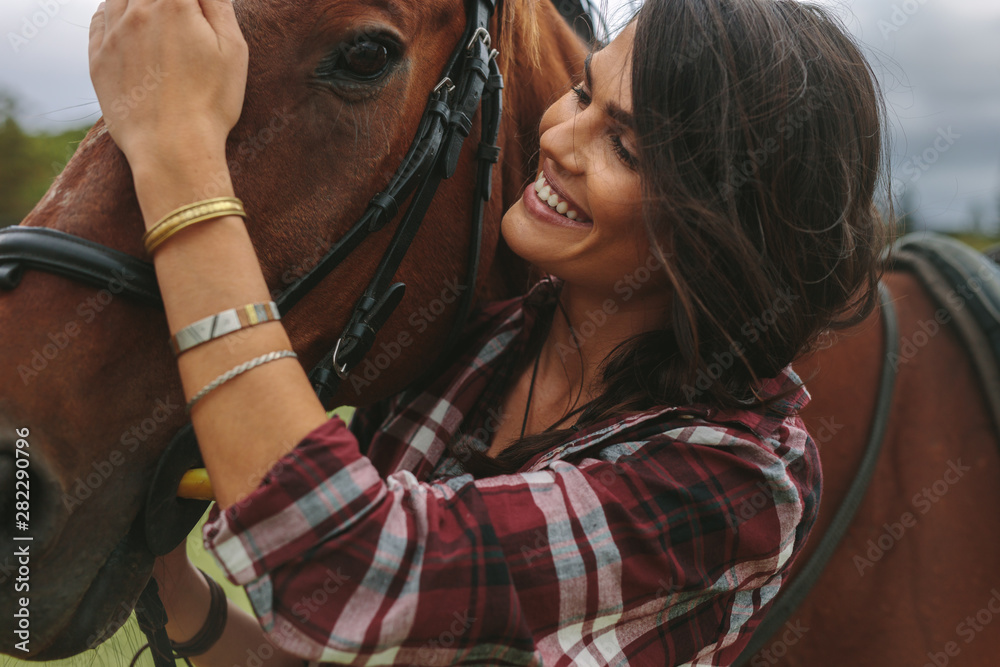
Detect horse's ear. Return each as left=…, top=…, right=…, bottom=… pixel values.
left=495, top=0, right=542, bottom=76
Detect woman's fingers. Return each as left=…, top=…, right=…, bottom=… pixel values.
left=88, top=2, right=106, bottom=54
left=88, top=0, right=248, bottom=165
left=104, top=0, right=127, bottom=25
left=198, top=0, right=242, bottom=41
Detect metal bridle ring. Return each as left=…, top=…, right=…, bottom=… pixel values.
left=433, top=77, right=456, bottom=95
left=467, top=27, right=491, bottom=52
left=331, top=337, right=351, bottom=380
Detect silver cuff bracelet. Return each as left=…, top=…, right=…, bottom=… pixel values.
left=171, top=302, right=281, bottom=356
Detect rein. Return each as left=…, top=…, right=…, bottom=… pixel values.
left=737, top=236, right=1000, bottom=663
left=734, top=281, right=900, bottom=665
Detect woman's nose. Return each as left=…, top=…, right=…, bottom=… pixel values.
left=538, top=92, right=590, bottom=175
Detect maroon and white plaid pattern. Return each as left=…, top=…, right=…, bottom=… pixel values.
left=204, top=280, right=821, bottom=666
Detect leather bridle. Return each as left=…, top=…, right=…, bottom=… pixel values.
left=0, top=0, right=504, bottom=558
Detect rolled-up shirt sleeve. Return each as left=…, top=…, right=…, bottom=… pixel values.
left=203, top=414, right=817, bottom=666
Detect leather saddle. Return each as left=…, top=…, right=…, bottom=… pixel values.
left=891, top=232, right=1000, bottom=437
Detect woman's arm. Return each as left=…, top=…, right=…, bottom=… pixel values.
left=89, top=0, right=329, bottom=510
left=90, top=2, right=332, bottom=661
left=130, top=166, right=330, bottom=510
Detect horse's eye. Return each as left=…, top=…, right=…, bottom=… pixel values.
left=343, top=41, right=390, bottom=79
left=316, top=38, right=396, bottom=85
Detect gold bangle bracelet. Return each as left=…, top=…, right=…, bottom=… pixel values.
left=143, top=197, right=247, bottom=255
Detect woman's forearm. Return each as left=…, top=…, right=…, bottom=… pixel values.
left=91, top=3, right=323, bottom=661
left=157, top=562, right=305, bottom=667
left=130, top=156, right=329, bottom=509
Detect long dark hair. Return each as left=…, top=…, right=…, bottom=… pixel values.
left=461, top=0, right=891, bottom=476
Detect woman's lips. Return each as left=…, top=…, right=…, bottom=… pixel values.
left=522, top=181, right=594, bottom=230
left=538, top=166, right=590, bottom=223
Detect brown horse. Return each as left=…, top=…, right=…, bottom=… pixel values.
left=0, top=0, right=585, bottom=659
left=2, top=3, right=999, bottom=667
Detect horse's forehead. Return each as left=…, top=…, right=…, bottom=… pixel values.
left=238, top=0, right=457, bottom=39
left=336, top=0, right=456, bottom=22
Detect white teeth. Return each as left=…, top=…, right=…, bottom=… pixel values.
left=534, top=175, right=584, bottom=222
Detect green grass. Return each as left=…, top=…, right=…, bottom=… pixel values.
left=3, top=408, right=354, bottom=667
left=943, top=231, right=1000, bottom=252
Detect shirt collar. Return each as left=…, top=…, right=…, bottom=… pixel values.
left=754, top=366, right=811, bottom=416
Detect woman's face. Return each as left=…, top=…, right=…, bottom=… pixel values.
left=502, top=24, right=655, bottom=295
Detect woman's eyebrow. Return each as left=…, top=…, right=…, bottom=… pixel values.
left=584, top=51, right=635, bottom=129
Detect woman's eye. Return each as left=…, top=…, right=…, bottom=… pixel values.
left=571, top=84, right=636, bottom=169
left=610, top=135, right=639, bottom=170
left=572, top=85, right=592, bottom=107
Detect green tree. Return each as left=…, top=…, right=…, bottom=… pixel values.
left=995, top=190, right=1000, bottom=237
left=969, top=201, right=985, bottom=235
left=896, top=187, right=920, bottom=237
left=0, top=94, right=91, bottom=228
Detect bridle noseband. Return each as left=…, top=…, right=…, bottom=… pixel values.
left=0, top=0, right=503, bottom=557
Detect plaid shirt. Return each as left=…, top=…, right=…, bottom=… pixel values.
left=204, top=279, right=820, bottom=666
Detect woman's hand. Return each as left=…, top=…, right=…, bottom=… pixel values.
left=88, top=0, right=248, bottom=173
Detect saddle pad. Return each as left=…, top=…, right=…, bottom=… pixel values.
left=890, top=232, right=1000, bottom=437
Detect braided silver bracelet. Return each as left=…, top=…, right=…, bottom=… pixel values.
left=186, top=350, right=298, bottom=412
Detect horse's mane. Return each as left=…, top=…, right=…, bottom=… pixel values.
left=484, top=0, right=585, bottom=299
left=496, top=0, right=544, bottom=76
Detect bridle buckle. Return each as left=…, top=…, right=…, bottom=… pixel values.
left=466, top=27, right=491, bottom=52
left=434, top=77, right=456, bottom=95
left=331, top=336, right=351, bottom=379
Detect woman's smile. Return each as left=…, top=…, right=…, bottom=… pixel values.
left=532, top=167, right=592, bottom=223
left=521, top=168, right=594, bottom=231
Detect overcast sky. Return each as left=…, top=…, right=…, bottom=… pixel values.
left=1, top=0, right=998, bottom=232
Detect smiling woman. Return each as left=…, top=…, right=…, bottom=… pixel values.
left=80, top=0, right=891, bottom=664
